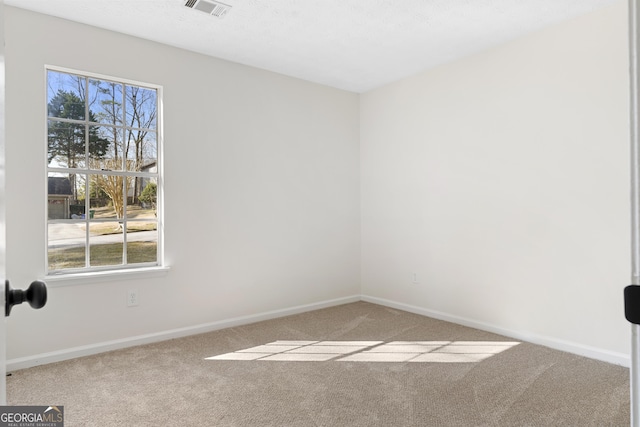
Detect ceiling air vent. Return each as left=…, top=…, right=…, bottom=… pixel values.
left=184, top=0, right=232, bottom=18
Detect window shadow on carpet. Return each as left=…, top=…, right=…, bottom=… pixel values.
left=206, top=340, right=520, bottom=363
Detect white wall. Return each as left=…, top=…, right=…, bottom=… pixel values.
left=4, top=2, right=633, bottom=367
left=361, top=1, right=631, bottom=362
left=4, top=7, right=360, bottom=361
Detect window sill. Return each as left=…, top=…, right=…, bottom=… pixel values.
left=44, top=266, right=170, bottom=287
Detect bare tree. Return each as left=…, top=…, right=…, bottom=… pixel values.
left=90, top=81, right=157, bottom=217
left=90, top=166, right=132, bottom=220
left=125, top=86, right=157, bottom=203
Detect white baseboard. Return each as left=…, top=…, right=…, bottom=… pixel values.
left=7, top=295, right=360, bottom=372
left=361, top=295, right=631, bottom=368
left=8, top=294, right=629, bottom=371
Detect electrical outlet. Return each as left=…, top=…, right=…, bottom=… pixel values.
left=127, top=289, right=139, bottom=307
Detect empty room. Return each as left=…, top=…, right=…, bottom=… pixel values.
left=0, top=0, right=635, bottom=425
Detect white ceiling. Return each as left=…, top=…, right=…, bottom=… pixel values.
left=6, top=0, right=620, bottom=93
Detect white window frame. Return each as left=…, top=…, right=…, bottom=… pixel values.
left=44, top=65, right=165, bottom=280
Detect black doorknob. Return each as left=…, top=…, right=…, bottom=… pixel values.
left=5, top=280, right=47, bottom=317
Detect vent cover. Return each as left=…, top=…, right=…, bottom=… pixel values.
left=184, top=0, right=232, bottom=18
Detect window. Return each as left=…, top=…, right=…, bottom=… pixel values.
left=46, top=68, right=162, bottom=275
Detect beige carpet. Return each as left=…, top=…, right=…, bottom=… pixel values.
left=7, top=302, right=630, bottom=426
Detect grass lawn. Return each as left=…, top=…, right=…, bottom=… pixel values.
left=49, top=205, right=158, bottom=270
left=91, top=205, right=155, bottom=220
left=48, top=241, right=157, bottom=270
left=88, top=222, right=157, bottom=236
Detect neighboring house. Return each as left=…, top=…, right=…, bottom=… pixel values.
left=140, top=161, right=157, bottom=189
left=48, top=177, right=72, bottom=219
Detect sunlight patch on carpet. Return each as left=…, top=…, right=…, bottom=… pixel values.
left=205, top=340, right=520, bottom=363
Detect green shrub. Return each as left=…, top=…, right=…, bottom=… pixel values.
left=139, top=182, right=157, bottom=205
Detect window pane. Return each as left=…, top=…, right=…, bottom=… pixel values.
left=125, top=85, right=157, bottom=130
left=48, top=223, right=86, bottom=270
left=91, top=126, right=123, bottom=171
left=89, top=221, right=121, bottom=236
left=89, top=174, right=131, bottom=220
left=125, top=130, right=157, bottom=172
left=48, top=173, right=73, bottom=220
left=48, top=172, right=85, bottom=218
left=47, top=71, right=85, bottom=120
left=127, top=229, right=158, bottom=264
left=88, top=177, right=117, bottom=220
left=88, top=79, right=123, bottom=125
left=137, top=179, right=157, bottom=210
left=90, top=223, right=123, bottom=267
left=127, top=186, right=157, bottom=218
left=48, top=120, right=86, bottom=169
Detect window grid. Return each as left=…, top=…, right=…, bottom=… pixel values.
left=46, top=67, right=162, bottom=275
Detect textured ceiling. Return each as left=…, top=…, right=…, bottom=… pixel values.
left=6, top=0, right=621, bottom=92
